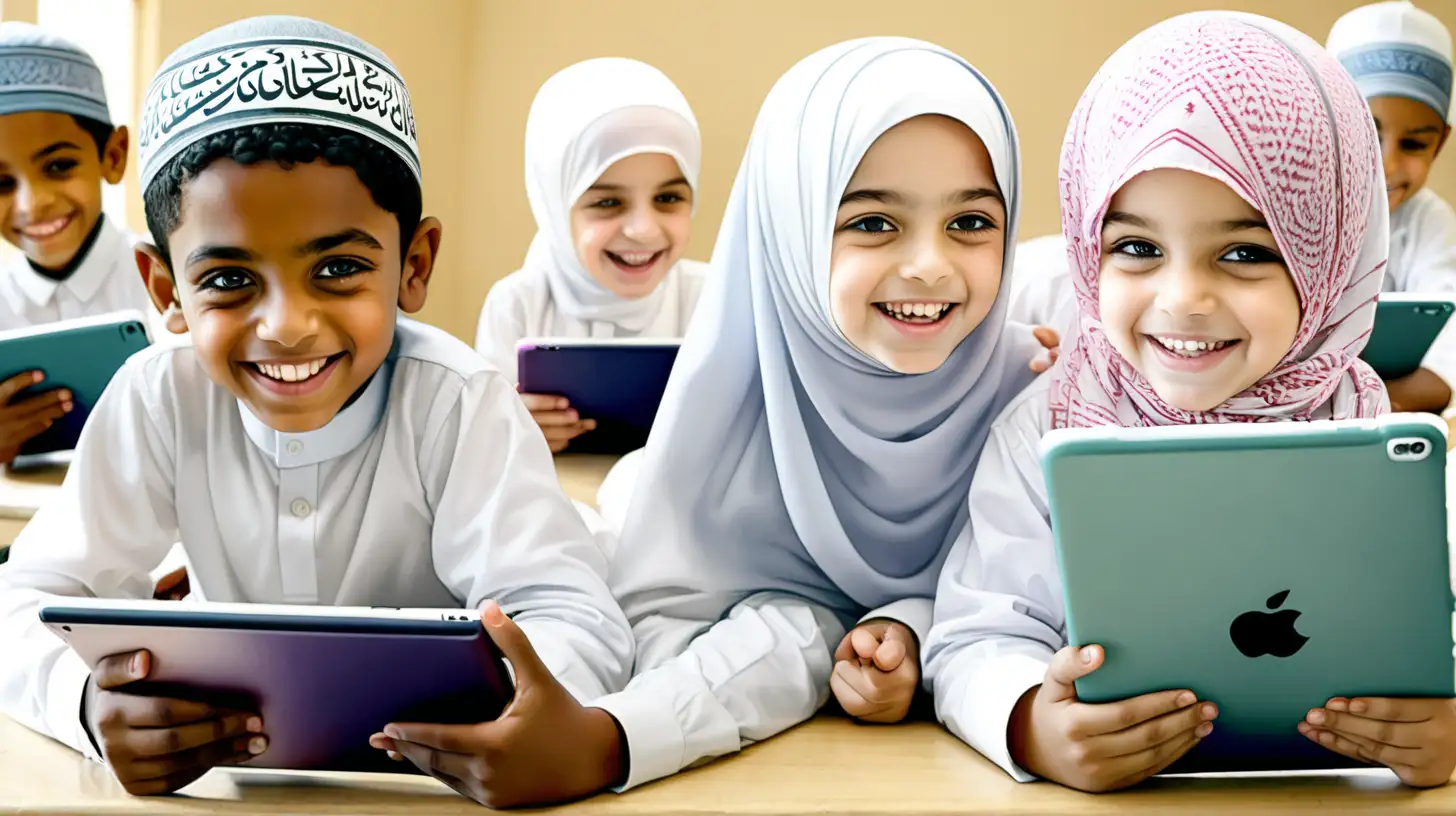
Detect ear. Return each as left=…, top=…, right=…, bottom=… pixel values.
left=396, top=216, right=442, bottom=314
left=100, top=125, right=129, bottom=185
left=135, top=243, right=189, bottom=335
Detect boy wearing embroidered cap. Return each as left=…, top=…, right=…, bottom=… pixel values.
left=0, top=23, right=145, bottom=464
left=1329, top=1, right=1456, bottom=413
left=0, top=16, right=632, bottom=803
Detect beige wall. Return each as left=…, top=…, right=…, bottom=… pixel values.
left=113, top=0, right=1456, bottom=343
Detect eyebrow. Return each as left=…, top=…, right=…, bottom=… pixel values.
left=1103, top=210, right=1152, bottom=229
left=297, top=228, right=384, bottom=255
left=840, top=187, right=1005, bottom=209
left=32, top=141, right=82, bottom=161
left=1104, top=210, right=1272, bottom=234
left=1404, top=125, right=1444, bottom=137
left=184, top=229, right=383, bottom=269
left=185, top=245, right=256, bottom=268
left=587, top=176, right=691, bottom=193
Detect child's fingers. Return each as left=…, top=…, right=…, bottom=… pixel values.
left=872, top=636, right=907, bottom=672
left=93, top=650, right=152, bottom=689
left=833, top=631, right=858, bottom=664
left=1335, top=697, right=1432, bottom=722
left=531, top=409, right=581, bottom=427
left=1302, top=726, right=1382, bottom=767
left=830, top=664, right=875, bottom=715
left=518, top=393, right=567, bottom=412
left=850, top=626, right=881, bottom=661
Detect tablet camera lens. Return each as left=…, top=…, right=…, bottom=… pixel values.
left=1412, top=441, right=1427, bottom=455
left=1395, top=443, right=1411, bottom=455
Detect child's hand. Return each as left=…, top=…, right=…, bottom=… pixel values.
left=1008, top=644, right=1217, bottom=792
left=84, top=649, right=266, bottom=795
left=153, top=566, right=190, bottom=601
left=519, top=393, right=596, bottom=453
left=830, top=620, right=919, bottom=723
left=1301, top=697, right=1456, bottom=787
left=0, top=371, right=71, bottom=464
left=1030, top=326, right=1061, bottom=374
left=369, top=601, right=624, bottom=808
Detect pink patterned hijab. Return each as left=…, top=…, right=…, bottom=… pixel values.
left=1049, top=12, right=1390, bottom=428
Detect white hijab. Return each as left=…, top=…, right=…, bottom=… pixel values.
left=611, top=38, right=1041, bottom=620
left=519, top=58, right=701, bottom=335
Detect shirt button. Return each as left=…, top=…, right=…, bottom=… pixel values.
left=290, top=499, right=312, bottom=518
left=286, top=440, right=304, bottom=456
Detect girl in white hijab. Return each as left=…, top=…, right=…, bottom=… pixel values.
left=475, top=58, right=708, bottom=452
left=588, top=37, right=1047, bottom=790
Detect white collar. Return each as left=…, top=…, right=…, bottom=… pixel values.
left=237, top=361, right=391, bottom=468
left=7, top=216, right=128, bottom=308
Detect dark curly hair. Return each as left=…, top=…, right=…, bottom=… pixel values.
left=143, top=122, right=422, bottom=265
left=69, top=115, right=115, bottom=159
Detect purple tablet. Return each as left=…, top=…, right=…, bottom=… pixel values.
left=516, top=337, right=680, bottom=454
left=40, top=600, right=512, bottom=772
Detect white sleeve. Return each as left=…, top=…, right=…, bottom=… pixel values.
left=473, top=282, right=528, bottom=384
left=923, top=393, right=1066, bottom=782
left=1401, top=202, right=1456, bottom=399
left=424, top=372, right=631, bottom=702
left=0, top=359, right=179, bottom=760
left=589, top=592, right=845, bottom=791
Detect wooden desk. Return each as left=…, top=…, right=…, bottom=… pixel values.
left=555, top=453, right=619, bottom=507
left=4, top=714, right=1456, bottom=815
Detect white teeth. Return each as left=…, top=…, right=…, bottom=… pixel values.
left=1153, top=336, right=1230, bottom=355
left=612, top=251, right=657, bottom=266
left=19, top=216, right=69, bottom=238
left=254, top=358, right=331, bottom=383
left=877, top=302, right=951, bottom=322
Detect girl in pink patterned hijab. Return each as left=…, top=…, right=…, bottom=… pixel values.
left=1049, top=12, right=1389, bottom=427
left=926, top=13, right=1456, bottom=796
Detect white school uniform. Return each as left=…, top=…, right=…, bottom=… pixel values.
left=0, top=217, right=159, bottom=334
left=589, top=39, right=1039, bottom=791
left=1006, top=233, right=1074, bottom=336
left=474, top=57, right=707, bottom=384
left=0, top=316, right=633, bottom=760
left=474, top=259, right=709, bottom=383
left=1385, top=189, right=1456, bottom=399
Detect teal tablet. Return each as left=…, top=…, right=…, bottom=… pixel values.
left=1360, top=294, right=1455, bottom=380
left=0, top=310, right=151, bottom=457
left=1042, top=416, right=1454, bottom=773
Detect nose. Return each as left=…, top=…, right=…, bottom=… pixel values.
left=898, top=232, right=955, bottom=287
left=254, top=286, right=320, bottom=349
left=14, top=180, right=51, bottom=222
left=620, top=205, right=665, bottom=244
left=1153, top=257, right=1217, bottom=318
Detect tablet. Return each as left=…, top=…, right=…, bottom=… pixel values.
left=0, top=310, right=151, bottom=457
left=40, top=598, right=513, bottom=772
left=1042, top=415, right=1454, bottom=773
left=1360, top=294, right=1455, bottom=380
left=516, top=337, right=680, bottom=454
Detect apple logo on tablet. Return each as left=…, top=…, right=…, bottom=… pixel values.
left=1229, top=590, right=1308, bottom=658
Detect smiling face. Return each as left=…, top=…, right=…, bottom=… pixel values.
left=1369, top=95, right=1450, bottom=213
left=828, top=114, right=1006, bottom=374
left=136, top=159, right=438, bottom=433
left=569, top=152, right=692, bottom=300
left=1097, top=168, right=1302, bottom=412
left=0, top=111, right=126, bottom=270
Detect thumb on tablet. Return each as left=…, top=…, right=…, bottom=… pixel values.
left=479, top=600, right=552, bottom=691
left=1041, top=644, right=1102, bottom=705
left=93, top=649, right=152, bottom=689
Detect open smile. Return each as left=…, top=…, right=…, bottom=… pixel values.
left=242, top=352, right=347, bottom=396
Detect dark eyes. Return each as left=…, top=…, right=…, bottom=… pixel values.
left=1219, top=245, right=1283, bottom=265
left=1112, top=239, right=1161, bottom=258
left=1110, top=239, right=1283, bottom=266
left=1400, top=138, right=1434, bottom=154
left=44, top=159, right=77, bottom=176
left=197, top=259, right=370, bottom=293
left=199, top=270, right=252, bottom=292
left=844, top=214, right=996, bottom=234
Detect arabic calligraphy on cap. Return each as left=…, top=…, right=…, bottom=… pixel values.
left=138, top=36, right=419, bottom=191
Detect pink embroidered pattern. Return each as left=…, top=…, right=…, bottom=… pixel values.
left=1049, top=13, right=1389, bottom=429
